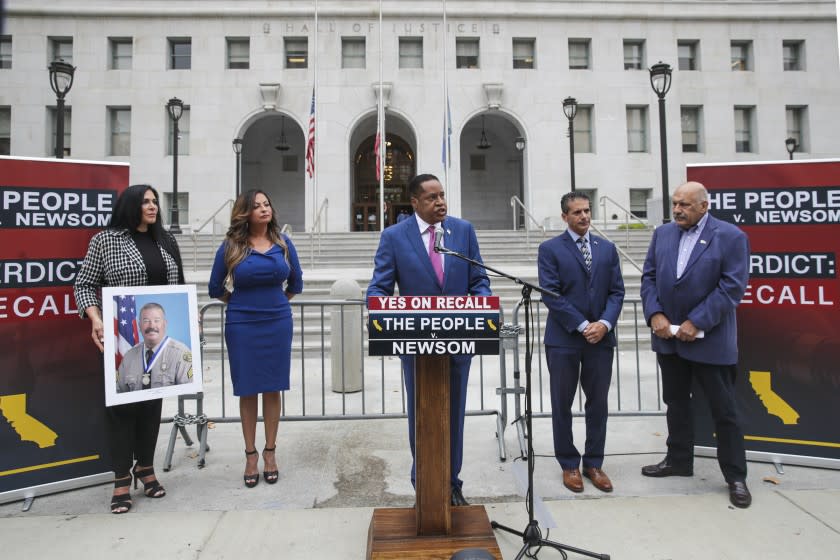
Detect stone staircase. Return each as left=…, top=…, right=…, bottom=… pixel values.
left=177, top=226, right=654, bottom=358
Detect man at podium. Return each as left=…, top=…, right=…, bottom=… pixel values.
left=367, top=173, right=491, bottom=506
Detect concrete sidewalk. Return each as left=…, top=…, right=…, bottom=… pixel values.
left=2, top=415, right=840, bottom=559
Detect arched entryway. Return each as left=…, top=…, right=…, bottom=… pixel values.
left=459, top=112, right=526, bottom=229
left=349, top=113, right=417, bottom=231
left=241, top=113, right=306, bottom=231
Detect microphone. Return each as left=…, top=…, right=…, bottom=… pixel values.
left=434, top=226, right=445, bottom=254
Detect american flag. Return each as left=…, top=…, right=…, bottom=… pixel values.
left=305, top=88, right=316, bottom=178
left=114, top=295, right=138, bottom=369
left=441, top=93, right=452, bottom=167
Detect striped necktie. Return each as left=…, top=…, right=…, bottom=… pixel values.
left=578, top=237, right=592, bottom=272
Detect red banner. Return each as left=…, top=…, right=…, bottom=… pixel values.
left=688, top=160, right=840, bottom=464
left=1, top=157, right=128, bottom=499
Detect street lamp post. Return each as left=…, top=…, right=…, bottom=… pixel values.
left=166, top=97, right=184, bottom=234
left=515, top=136, right=526, bottom=229
left=562, top=97, right=578, bottom=192
left=232, top=138, right=243, bottom=196
left=48, top=61, right=76, bottom=159
left=650, top=61, right=673, bottom=224
left=785, top=137, right=797, bottom=160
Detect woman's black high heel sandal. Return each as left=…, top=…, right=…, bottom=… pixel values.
left=132, top=465, right=166, bottom=498
left=244, top=449, right=260, bottom=488
left=263, top=446, right=279, bottom=484
left=111, top=475, right=133, bottom=514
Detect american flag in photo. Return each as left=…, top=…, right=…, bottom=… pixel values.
left=114, top=295, right=138, bottom=369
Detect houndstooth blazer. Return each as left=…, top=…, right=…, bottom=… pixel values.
left=74, top=228, right=183, bottom=317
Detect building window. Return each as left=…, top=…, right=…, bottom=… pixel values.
left=629, top=189, right=652, bottom=219
left=677, top=40, right=699, bottom=71
left=168, top=37, right=191, bottom=69
left=282, top=155, right=298, bottom=173
left=48, top=106, right=72, bottom=157
left=456, top=38, right=479, bottom=69
left=470, top=154, right=486, bottom=171
left=109, top=37, right=133, bottom=70
left=285, top=37, right=308, bottom=68
left=0, top=107, right=10, bottom=155
left=574, top=106, right=594, bottom=153
left=341, top=37, right=366, bottom=69
left=49, top=37, right=73, bottom=64
left=626, top=105, right=648, bottom=152
left=734, top=106, right=754, bottom=153
left=1, top=36, right=12, bottom=69
left=783, top=40, right=804, bottom=71
left=109, top=107, right=131, bottom=156
left=399, top=37, right=423, bottom=69
left=623, top=39, right=645, bottom=70
left=163, top=192, right=189, bottom=225
left=680, top=106, right=702, bottom=153
left=731, top=40, right=752, bottom=71
left=167, top=107, right=190, bottom=156
left=568, top=38, right=591, bottom=70
left=227, top=37, right=250, bottom=69
left=512, top=38, right=535, bottom=69
left=786, top=106, right=807, bottom=152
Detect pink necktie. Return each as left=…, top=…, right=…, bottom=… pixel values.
left=427, top=225, right=444, bottom=285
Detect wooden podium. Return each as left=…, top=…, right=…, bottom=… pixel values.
left=366, top=354, right=501, bottom=559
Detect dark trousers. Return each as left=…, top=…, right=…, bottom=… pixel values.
left=546, top=344, right=614, bottom=470
left=401, top=354, right=471, bottom=489
left=106, top=398, right=163, bottom=477
left=658, top=353, right=747, bottom=483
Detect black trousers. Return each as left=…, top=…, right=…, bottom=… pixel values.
left=106, top=398, right=162, bottom=477
left=658, top=353, right=747, bottom=483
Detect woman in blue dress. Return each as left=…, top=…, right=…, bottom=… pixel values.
left=208, top=189, right=303, bottom=488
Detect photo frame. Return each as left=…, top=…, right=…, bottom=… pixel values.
left=101, top=285, right=202, bottom=406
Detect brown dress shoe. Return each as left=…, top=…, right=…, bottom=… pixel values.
left=563, top=468, right=584, bottom=493
left=583, top=467, right=614, bottom=493
left=728, top=481, right=752, bottom=508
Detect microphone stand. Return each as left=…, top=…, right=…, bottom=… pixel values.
left=435, top=242, right=610, bottom=560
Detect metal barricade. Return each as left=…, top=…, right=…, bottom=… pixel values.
left=163, top=299, right=506, bottom=468
left=500, top=296, right=664, bottom=458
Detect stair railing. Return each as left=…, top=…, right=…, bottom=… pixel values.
left=598, top=195, right=652, bottom=253
left=588, top=222, right=644, bottom=274
left=189, top=199, right=234, bottom=271
left=309, top=197, right=329, bottom=268
left=510, top=195, right=546, bottom=249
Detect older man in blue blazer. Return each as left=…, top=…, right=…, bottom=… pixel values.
left=538, top=192, right=625, bottom=493
left=640, top=181, right=752, bottom=508
left=367, top=173, right=490, bottom=507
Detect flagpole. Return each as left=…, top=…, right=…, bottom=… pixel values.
left=442, top=0, right=449, bottom=189
left=312, top=0, right=319, bottom=232
left=378, top=0, right=385, bottom=232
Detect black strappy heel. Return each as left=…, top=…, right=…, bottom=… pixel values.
left=110, top=475, right=133, bottom=514
left=132, top=465, right=166, bottom=498
left=263, top=446, right=279, bottom=484
left=244, top=449, right=259, bottom=488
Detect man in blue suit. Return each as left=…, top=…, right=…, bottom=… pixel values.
left=538, top=192, right=625, bottom=493
left=367, top=173, right=491, bottom=506
left=640, top=181, right=752, bottom=508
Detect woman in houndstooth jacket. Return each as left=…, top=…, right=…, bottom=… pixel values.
left=74, top=184, right=184, bottom=514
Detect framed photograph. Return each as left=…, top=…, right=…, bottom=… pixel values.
left=101, top=285, right=203, bottom=406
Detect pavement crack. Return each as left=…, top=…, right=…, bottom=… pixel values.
left=775, top=490, right=840, bottom=535
left=194, top=510, right=227, bottom=559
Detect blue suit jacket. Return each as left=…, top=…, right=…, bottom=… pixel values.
left=366, top=215, right=491, bottom=299
left=538, top=231, right=625, bottom=348
left=640, top=214, right=750, bottom=365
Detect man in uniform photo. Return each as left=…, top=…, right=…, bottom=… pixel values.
left=117, top=302, right=193, bottom=393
